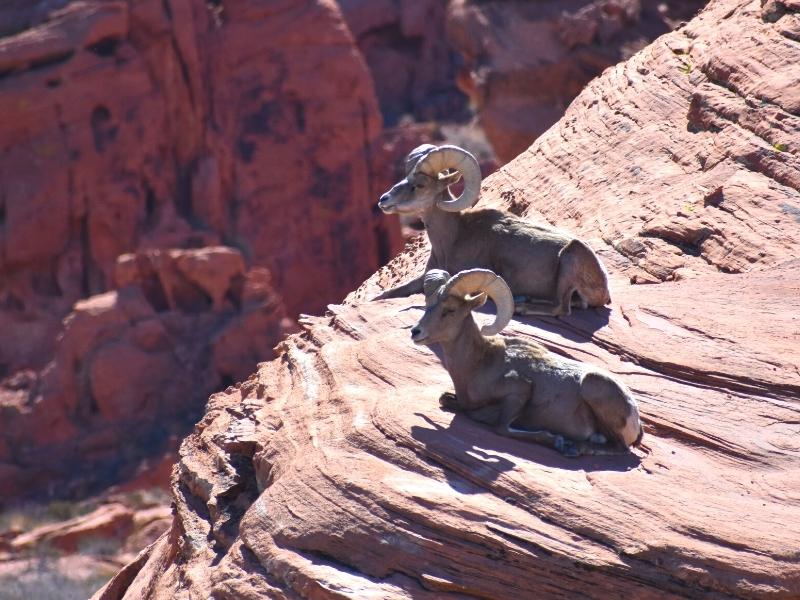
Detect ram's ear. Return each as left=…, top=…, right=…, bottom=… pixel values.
left=423, top=270, right=451, bottom=304
left=424, top=287, right=443, bottom=307
left=438, top=169, right=462, bottom=186
left=465, top=292, right=487, bottom=310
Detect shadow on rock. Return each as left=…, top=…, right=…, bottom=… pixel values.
left=411, top=409, right=640, bottom=495
left=513, top=306, right=612, bottom=340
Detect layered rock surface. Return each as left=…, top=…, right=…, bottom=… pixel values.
left=447, top=0, right=709, bottom=162
left=99, top=0, right=800, bottom=597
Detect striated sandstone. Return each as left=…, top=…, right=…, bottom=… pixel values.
left=99, top=0, right=800, bottom=598
left=447, top=0, right=708, bottom=162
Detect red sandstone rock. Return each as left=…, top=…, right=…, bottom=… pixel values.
left=0, top=0, right=400, bottom=585
left=337, top=0, right=469, bottom=124
left=115, top=247, right=246, bottom=312
left=0, top=246, right=295, bottom=500
left=447, top=0, right=708, bottom=162
left=0, top=0, right=401, bottom=502
left=10, top=503, right=134, bottom=554
left=95, top=1, right=800, bottom=597
left=0, top=0, right=394, bottom=380
left=121, top=505, right=172, bottom=558
left=0, top=488, right=173, bottom=594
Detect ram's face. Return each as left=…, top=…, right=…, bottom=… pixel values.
left=377, top=171, right=442, bottom=215
left=411, top=292, right=483, bottom=345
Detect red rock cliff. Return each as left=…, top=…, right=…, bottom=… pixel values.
left=0, top=0, right=403, bottom=502
left=100, top=0, right=799, bottom=597
left=0, top=0, right=389, bottom=377
left=337, top=0, right=469, bottom=125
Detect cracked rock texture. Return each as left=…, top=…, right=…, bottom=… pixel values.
left=97, top=0, right=800, bottom=598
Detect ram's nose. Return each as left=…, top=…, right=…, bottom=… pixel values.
left=377, top=193, right=394, bottom=213
left=410, top=327, right=428, bottom=344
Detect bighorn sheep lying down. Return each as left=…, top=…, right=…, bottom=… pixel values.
left=411, top=268, right=642, bottom=456
left=376, top=144, right=610, bottom=316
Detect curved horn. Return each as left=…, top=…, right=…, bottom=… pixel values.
left=416, top=145, right=482, bottom=212
left=405, top=144, right=437, bottom=175
left=443, top=269, right=514, bottom=336
left=423, top=269, right=450, bottom=305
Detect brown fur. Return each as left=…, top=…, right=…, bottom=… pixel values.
left=412, top=282, right=642, bottom=457
left=376, top=153, right=611, bottom=316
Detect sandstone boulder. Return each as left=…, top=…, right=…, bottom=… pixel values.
left=0, top=247, right=296, bottom=501
left=9, top=503, right=134, bottom=554
left=0, top=486, right=174, bottom=596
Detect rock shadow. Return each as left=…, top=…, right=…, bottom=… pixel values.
left=400, top=300, right=611, bottom=340
left=411, top=408, right=640, bottom=496
left=508, top=306, right=612, bottom=340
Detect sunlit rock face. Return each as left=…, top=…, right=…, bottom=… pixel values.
left=0, top=0, right=393, bottom=377
left=0, top=0, right=400, bottom=501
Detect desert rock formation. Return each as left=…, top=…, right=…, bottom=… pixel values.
left=0, top=0, right=399, bottom=501
left=447, top=0, right=709, bottom=162
left=337, top=0, right=469, bottom=125
left=96, top=0, right=800, bottom=598
left=0, top=0, right=390, bottom=379
left=0, top=246, right=296, bottom=500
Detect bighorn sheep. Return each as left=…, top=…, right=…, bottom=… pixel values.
left=376, top=144, right=610, bottom=316
left=411, top=268, right=642, bottom=456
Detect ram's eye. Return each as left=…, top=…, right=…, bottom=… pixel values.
left=442, top=308, right=454, bottom=317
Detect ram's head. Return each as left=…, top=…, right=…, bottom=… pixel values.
left=378, top=145, right=482, bottom=215
left=411, top=268, right=514, bottom=345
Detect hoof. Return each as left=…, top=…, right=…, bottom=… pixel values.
left=589, top=433, right=607, bottom=444
left=439, top=392, right=458, bottom=410
left=555, top=435, right=580, bottom=458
